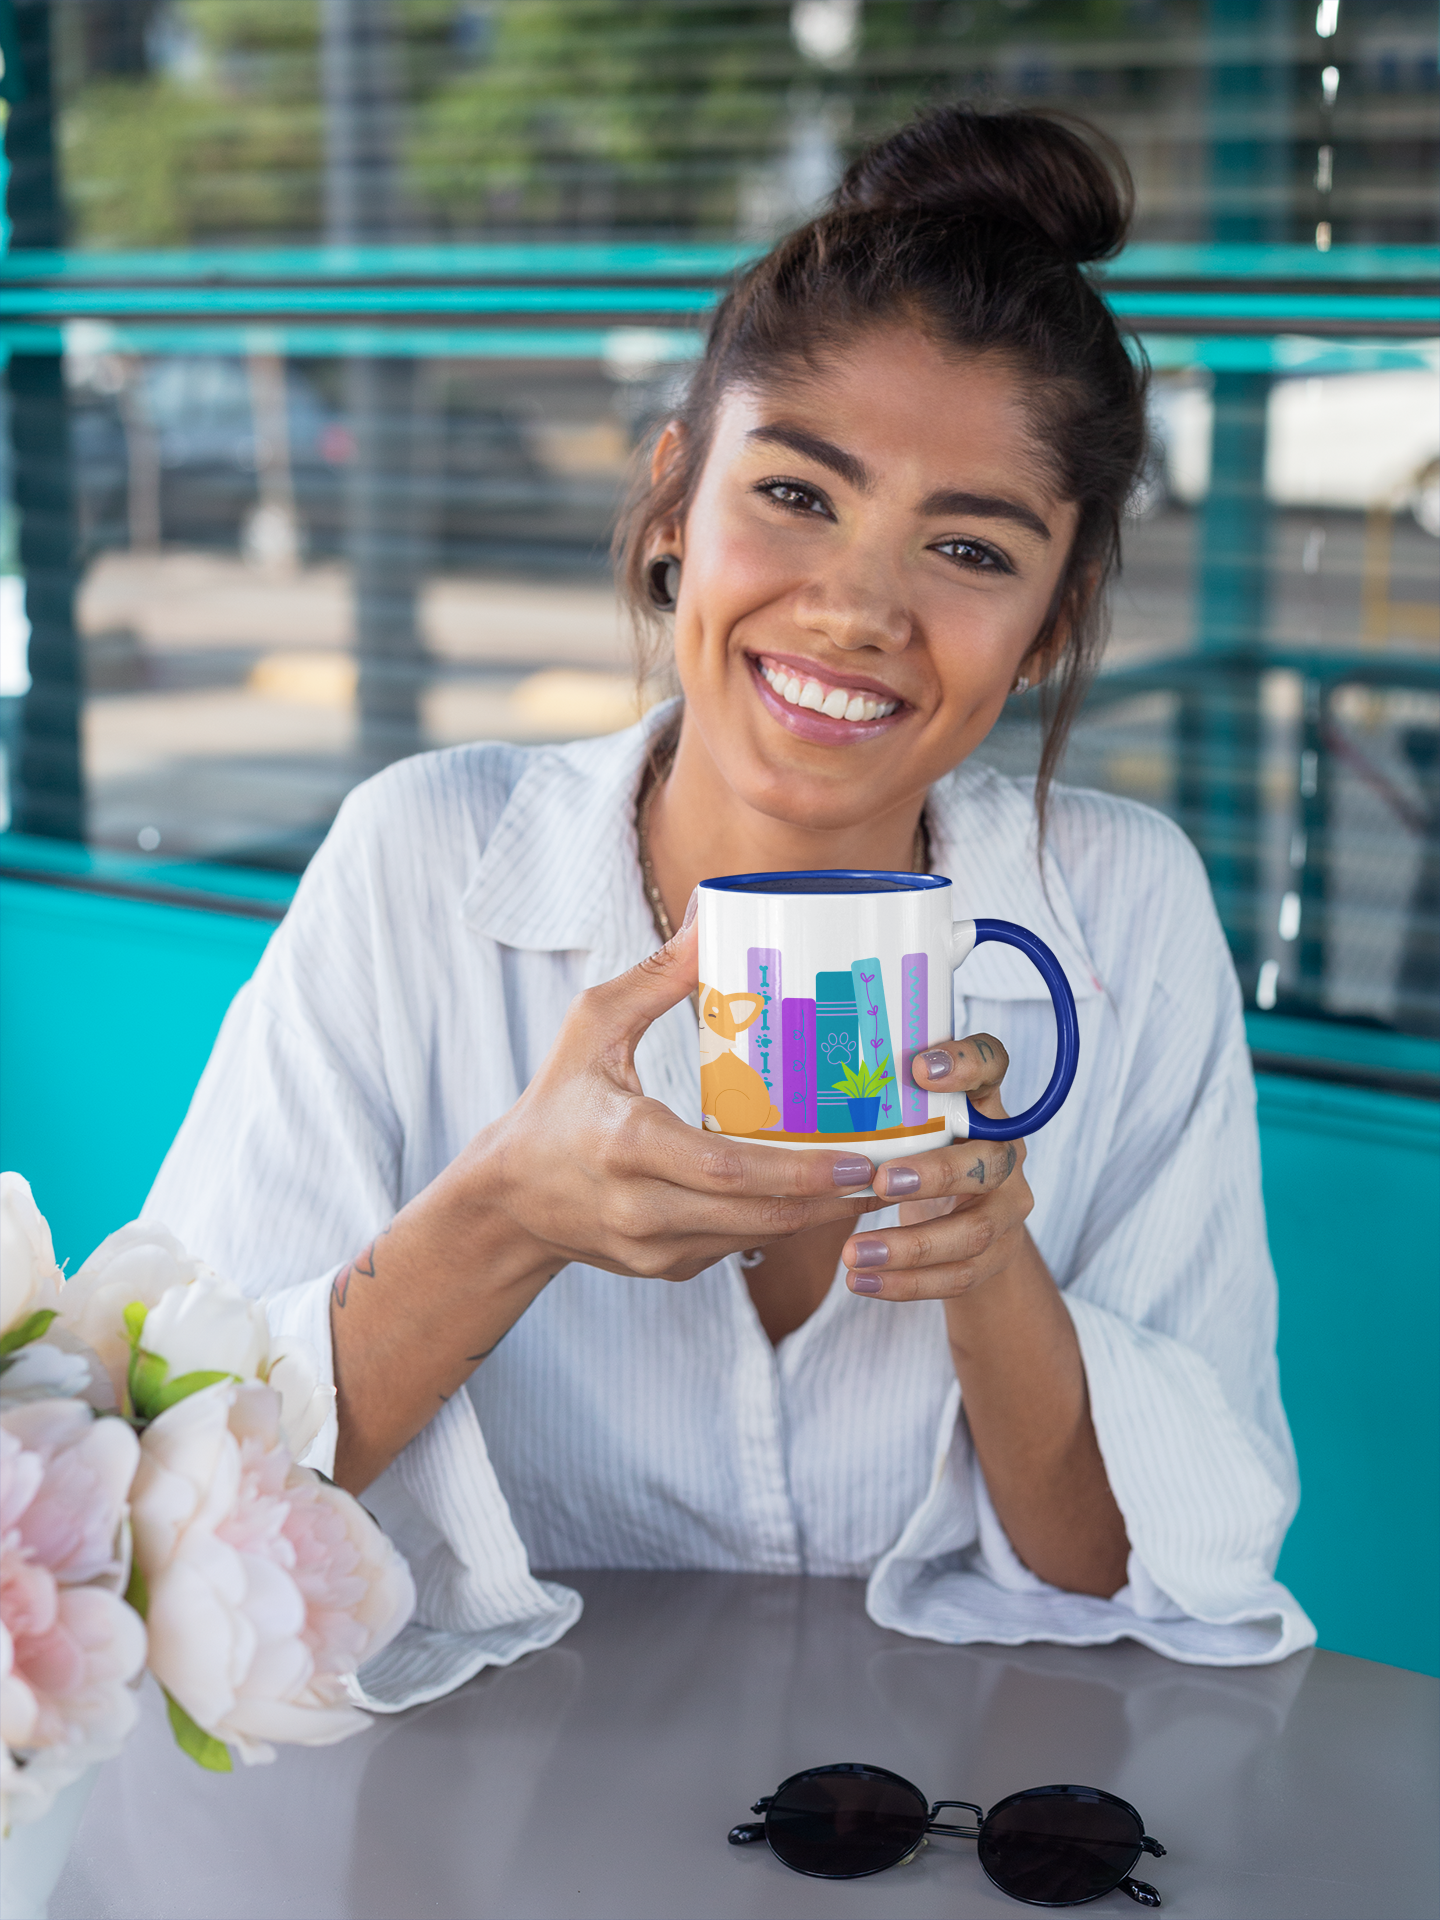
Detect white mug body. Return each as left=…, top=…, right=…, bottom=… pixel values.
left=696, top=872, right=974, bottom=1179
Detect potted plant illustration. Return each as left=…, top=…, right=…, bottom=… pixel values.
left=830, top=1055, right=894, bottom=1133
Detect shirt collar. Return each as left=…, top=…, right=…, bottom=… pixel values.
left=462, top=706, right=1102, bottom=1003
left=460, top=701, right=675, bottom=967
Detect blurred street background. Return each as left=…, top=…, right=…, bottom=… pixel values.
left=2, top=0, right=1436, bottom=1032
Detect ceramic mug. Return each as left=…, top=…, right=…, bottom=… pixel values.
left=695, top=869, right=1079, bottom=1176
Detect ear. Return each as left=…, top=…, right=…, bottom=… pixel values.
left=649, top=422, right=686, bottom=559
left=726, top=992, right=765, bottom=1034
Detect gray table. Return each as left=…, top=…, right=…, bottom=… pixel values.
left=53, top=1571, right=1438, bottom=1920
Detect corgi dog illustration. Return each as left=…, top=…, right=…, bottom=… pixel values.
left=698, top=984, right=782, bottom=1135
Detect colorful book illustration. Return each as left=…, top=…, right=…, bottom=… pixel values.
left=780, top=996, right=817, bottom=1134
left=899, top=951, right=929, bottom=1127
left=708, top=952, right=941, bottom=1142
left=851, top=957, right=901, bottom=1131
left=815, top=970, right=861, bottom=1134
left=746, top=947, right=781, bottom=1122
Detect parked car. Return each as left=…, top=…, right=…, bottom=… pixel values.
left=70, top=356, right=352, bottom=558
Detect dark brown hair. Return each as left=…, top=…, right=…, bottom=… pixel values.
left=615, top=104, right=1149, bottom=828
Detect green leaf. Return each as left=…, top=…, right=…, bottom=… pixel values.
left=163, top=1691, right=232, bottom=1773
left=831, top=1054, right=895, bottom=1099
left=128, top=1346, right=171, bottom=1423
left=150, top=1369, right=235, bottom=1414
left=129, top=1347, right=236, bottom=1424
left=0, top=1309, right=58, bottom=1356
left=124, top=1558, right=149, bottom=1620
left=122, top=1300, right=148, bottom=1348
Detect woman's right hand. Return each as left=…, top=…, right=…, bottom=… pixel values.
left=475, top=913, right=879, bottom=1282
left=331, top=914, right=877, bottom=1491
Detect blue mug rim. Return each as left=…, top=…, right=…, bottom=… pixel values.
left=700, top=869, right=951, bottom=893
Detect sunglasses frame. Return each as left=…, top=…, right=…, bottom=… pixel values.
left=728, top=1764, right=1167, bottom=1907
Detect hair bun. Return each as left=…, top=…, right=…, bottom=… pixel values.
left=834, top=104, right=1132, bottom=265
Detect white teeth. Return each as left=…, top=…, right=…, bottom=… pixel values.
left=760, top=662, right=899, bottom=724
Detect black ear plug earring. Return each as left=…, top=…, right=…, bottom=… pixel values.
left=647, top=554, right=681, bottom=611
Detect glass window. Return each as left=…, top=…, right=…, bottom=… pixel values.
left=3, top=0, right=1437, bottom=1035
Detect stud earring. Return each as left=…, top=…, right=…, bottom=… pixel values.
left=647, top=554, right=681, bottom=612
left=1012, top=673, right=1030, bottom=694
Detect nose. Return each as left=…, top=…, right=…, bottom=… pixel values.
left=791, top=554, right=913, bottom=655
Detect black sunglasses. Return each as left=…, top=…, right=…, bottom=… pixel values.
left=728, top=1763, right=1166, bottom=1907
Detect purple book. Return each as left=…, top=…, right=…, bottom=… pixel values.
left=781, top=997, right=817, bottom=1134
left=747, top=947, right=782, bottom=1102
left=900, top=952, right=929, bottom=1127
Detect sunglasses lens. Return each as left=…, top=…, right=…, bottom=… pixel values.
left=766, top=1768, right=929, bottom=1879
left=978, top=1788, right=1143, bottom=1906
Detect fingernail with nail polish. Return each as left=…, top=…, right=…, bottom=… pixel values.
left=832, top=1157, right=872, bottom=1187
left=885, top=1167, right=921, bottom=1197
left=850, top=1239, right=888, bottom=1268
left=923, top=1049, right=952, bottom=1080
left=851, top=1274, right=884, bottom=1294
left=680, top=888, right=698, bottom=932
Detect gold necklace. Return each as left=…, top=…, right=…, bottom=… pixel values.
left=637, top=774, right=678, bottom=943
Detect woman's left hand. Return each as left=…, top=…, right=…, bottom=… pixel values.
left=840, top=1034, right=1032, bottom=1297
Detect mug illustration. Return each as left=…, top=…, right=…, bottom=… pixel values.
left=696, top=870, right=1080, bottom=1162
left=698, top=984, right=783, bottom=1135
left=704, top=954, right=937, bottom=1146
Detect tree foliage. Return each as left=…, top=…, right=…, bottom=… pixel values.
left=53, top=0, right=1200, bottom=247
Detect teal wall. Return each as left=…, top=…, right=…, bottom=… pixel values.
left=0, top=876, right=278, bottom=1263
left=2, top=853, right=1437, bottom=1675
left=1261, top=1076, right=1438, bottom=1677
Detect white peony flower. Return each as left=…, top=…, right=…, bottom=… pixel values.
left=0, top=1343, right=98, bottom=1406
left=58, top=1226, right=332, bottom=1459
left=262, top=1343, right=330, bottom=1461
left=58, top=1222, right=213, bottom=1408
left=130, top=1381, right=413, bottom=1766
left=1, top=1402, right=146, bottom=1832
left=0, top=1174, right=64, bottom=1340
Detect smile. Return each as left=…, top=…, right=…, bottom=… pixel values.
left=754, top=656, right=900, bottom=724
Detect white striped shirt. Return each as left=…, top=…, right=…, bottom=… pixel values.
left=147, top=704, right=1314, bottom=1710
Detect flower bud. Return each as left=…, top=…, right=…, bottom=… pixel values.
left=141, top=1277, right=269, bottom=1386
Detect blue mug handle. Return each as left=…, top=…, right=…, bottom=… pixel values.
left=950, top=918, right=1080, bottom=1141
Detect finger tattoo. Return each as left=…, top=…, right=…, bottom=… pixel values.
left=967, top=1157, right=986, bottom=1185
left=975, top=1038, right=995, bottom=1064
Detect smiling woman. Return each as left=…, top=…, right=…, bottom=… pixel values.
left=144, top=105, right=1315, bottom=1714
left=619, top=105, right=1145, bottom=849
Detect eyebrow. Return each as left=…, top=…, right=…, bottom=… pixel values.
left=919, top=488, right=1052, bottom=541
left=746, top=424, right=872, bottom=492
left=746, top=424, right=1051, bottom=541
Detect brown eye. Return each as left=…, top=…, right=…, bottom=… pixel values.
left=934, top=537, right=1011, bottom=574
left=757, top=479, right=832, bottom=517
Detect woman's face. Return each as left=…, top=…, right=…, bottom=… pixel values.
left=665, top=325, right=1079, bottom=833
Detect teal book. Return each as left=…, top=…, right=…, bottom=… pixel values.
left=851, top=957, right=900, bottom=1130
left=816, top=970, right=861, bottom=1134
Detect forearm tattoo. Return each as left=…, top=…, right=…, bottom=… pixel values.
left=331, top=1224, right=391, bottom=1309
